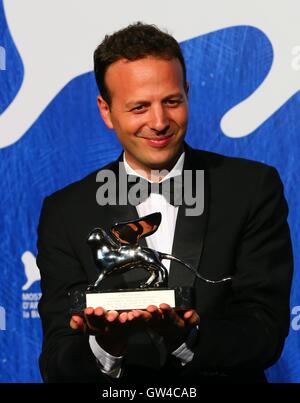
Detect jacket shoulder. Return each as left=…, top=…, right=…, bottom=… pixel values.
left=44, top=159, right=117, bottom=206
left=193, top=148, right=274, bottom=172
left=188, top=147, right=284, bottom=204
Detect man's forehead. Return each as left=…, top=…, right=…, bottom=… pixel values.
left=105, top=56, right=185, bottom=94
left=110, top=55, right=177, bottom=66
left=105, top=56, right=183, bottom=78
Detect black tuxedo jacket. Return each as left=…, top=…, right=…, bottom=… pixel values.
left=37, top=144, right=293, bottom=383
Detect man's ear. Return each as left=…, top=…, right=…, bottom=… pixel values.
left=97, top=96, right=113, bottom=129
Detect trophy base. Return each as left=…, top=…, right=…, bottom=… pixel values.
left=70, top=287, right=193, bottom=314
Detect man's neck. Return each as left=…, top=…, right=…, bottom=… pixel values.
left=123, top=152, right=185, bottom=183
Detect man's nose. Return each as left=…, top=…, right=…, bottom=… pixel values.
left=149, top=105, right=170, bottom=133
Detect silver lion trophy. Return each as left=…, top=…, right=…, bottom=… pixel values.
left=70, top=212, right=231, bottom=313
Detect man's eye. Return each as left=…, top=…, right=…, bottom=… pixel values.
left=132, top=105, right=145, bottom=112
left=165, top=100, right=181, bottom=106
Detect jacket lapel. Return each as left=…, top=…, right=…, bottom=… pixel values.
left=95, top=157, right=151, bottom=287
left=168, top=145, right=210, bottom=288
left=96, top=156, right=139, bottom=230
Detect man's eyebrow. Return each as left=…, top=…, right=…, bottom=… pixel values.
left=125, top=93, right=184, bottom=109
left=125, top=100, right=150, bottom=109
left=162, top=93, right=184, bottom=101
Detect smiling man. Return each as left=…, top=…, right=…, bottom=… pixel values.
left=37, top=22, right=293, bottom=384
left=97, top=56, right=188, bottom=175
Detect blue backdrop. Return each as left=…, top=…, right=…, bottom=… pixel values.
left=0, top=1, right=299, bottom=382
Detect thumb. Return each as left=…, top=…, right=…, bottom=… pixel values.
left=70, top=315, right=85, bottom=330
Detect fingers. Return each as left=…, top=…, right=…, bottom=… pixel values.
left=84, top=307, right=119, bottom=332
left=159, top=303, right=175, bottom=317
left=119, top=311, right=129, bottom=323
left=85, top=307, right=94, bottom=316
left=183, top=309, right=200, bottom=326
left=84, top=307, right=100, bottom=332
left=147, top=304, right=200, bottom=329
left=83, top=307, right=133, bottom=329
left=157, top=304, right=200, bottom=327
left=70, top=305, right=198, bottom=336
left=146, top=305, right=163, bottom=320
left=159, top=303, right=171, bottom=310
left=70, top=315, right=85, bottom=330
left=159, top=304, right=183, bottom=326
left=94, top=307, right=127, bottom=324
left=94, top=307, right=105, bottom=317
left=106, top=310, right=119, bottom=322
left=85, top=307, right=119, bottom=321
left=127, top=309, right=152, bottom=322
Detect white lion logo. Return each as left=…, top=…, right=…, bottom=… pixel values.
left=21, top=251, right=41, bottom=290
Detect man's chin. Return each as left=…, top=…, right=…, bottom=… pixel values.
left=144, top=157, right=177, bottom=172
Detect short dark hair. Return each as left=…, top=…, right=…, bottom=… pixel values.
left=94, top=22, right=187, bottom=106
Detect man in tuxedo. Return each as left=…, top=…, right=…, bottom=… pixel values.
left=37, top=22, right=293, bottom=383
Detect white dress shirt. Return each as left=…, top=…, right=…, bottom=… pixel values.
left=89, top=151, right=197, bottom=378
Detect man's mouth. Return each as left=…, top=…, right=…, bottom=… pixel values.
left=141, top=135, right=173, bottom=147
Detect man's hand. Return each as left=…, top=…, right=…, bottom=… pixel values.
left=70, top=307, right=151, bottom=356
left=70, top=304, right=199, bottom=355
left=128, top=303, right=200, bottom=352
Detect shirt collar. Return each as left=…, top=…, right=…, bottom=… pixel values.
left=123, top=151, right=185, bottom=183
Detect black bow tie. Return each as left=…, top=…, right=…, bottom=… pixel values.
left=126, top=175, right=183, bottom=206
